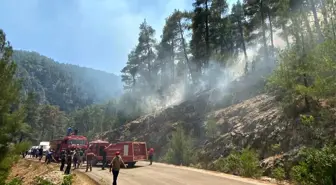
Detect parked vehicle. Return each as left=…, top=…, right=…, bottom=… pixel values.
left=86, top=140, right=110, bottom=166
left=87, top=140, right=148, bottom=167
left=50, top=134, right=88, bottom=161
left=39, top=141, right=50, bottom=154
left=105, top=141, right=148, bottom=167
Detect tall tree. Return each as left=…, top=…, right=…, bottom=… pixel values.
left=0, top=29, right=29, bottom=183
left=231, top=1, right=249, bottom=73
left=135, top=19, right=157, bottom=88
left=244, top=0, right=269, bottom=61
left=190, top=0, right=212, bottom=73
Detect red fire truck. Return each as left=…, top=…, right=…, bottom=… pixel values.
left=87, top=140, right=148, bottom=167
left=50, top=135, right=89, bottom=161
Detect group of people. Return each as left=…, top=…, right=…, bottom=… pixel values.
left=26, top=146, right=44, bottom=161
left=27, top=143, right=155, bottom=185
left=59, top=148, right=85, bottom=174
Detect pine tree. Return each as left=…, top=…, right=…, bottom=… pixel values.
left=0, top=29, right=29, bottom=183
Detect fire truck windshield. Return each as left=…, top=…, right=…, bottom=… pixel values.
left=68, top=140, right=86, bottom=145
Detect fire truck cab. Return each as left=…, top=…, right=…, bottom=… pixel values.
left=50, top=135, right=88, bottom=161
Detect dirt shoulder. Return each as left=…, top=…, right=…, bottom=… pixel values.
left=7, top=158, right=98, bottom=185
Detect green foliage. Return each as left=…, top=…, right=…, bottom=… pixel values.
left=5, top=178, right=23, bottom=185
left=271, top=143, right=281, bottom=154
left=0, top=29, right=31, bottom=184
left=164, top=126, right=195, bottom=166
left=61, top=175, right=73, bottom=185
left=290, top=146, right=336, bottom=185
left=205, top=116, right=218, bottom=139
left=32, top=177, right=55, bottom=185
left=299, top=114, right=315, bottom=126
left=214, top=149, right=262, bottom=178
left=272, top=167, right=286, bottom=182
left=14, top=50, right=122, bottom=112
left=268, top=40, right=336, bottom=115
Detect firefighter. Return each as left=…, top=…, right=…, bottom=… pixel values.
left=64, top=150, right=72, bottom=175
left=101, top=147, right=107, bottom=170
left=45, top=149, right=53, bottom=164
left=148, top=148, right=154, bottom=165
left=109, top=151, right=126, bottom=185
left=85, top=151, right=95, bottom=172
left=73, top=149, right=78, bottom=169
left=78, top=149, right=84, bottom=168
left=60, top=150, right=66, bottom=171
left=67, top=126, right=73, bottom=136
left=33, top=148, right=37, bottom=158
left=38, top=146, right=43, bottom=161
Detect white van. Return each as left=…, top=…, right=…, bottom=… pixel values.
left=39, top=141, right=50, bottom=153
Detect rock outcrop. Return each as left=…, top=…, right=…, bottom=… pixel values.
left=99, top=93, right=306, bottom=164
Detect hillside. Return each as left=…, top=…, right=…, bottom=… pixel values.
left=13, top=50, right=122, bottom=111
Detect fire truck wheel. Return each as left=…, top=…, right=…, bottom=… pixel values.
left=127, top=162, right=136, bottom=168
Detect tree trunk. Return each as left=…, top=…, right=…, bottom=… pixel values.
left=331, top=0, right=336, bottom=39
left=300, top=29, right=310, bottom=111
left=291, top=15, right=302, bottom=49
left=281, top=22, right=290, bottom=47
left=302, top=11, right=314, bottom=43
left=238, top=19, right=248, bottom=60
left=171, top=39, right=175, bottom=83
left=260, top=1, right=269, bottom=61
left=267, top=9, right=275, bottom=57
left=309, top=0, right=324, bottom=42
left=320, top=0, right=329, bottom=26
left=238, top=18, right=248, bottom=74
left=178, top=19, right=194, bottom=83
left=205, top=0, right=210, bottom=67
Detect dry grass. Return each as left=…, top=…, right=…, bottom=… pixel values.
left=7, top=158, right=98, bottom=185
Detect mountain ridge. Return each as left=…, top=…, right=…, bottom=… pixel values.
left=13, top=50, right=123, bottom=111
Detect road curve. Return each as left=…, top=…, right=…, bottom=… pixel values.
left=79, top=161, right=275, bottom=185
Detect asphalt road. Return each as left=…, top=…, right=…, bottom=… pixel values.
left=78, top=161, right=275, bottom=185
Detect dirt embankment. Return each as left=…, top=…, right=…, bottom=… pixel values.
left=7, top=158, right=98, bottom=185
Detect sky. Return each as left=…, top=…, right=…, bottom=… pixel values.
left=0, top=0, right=235, bottom=75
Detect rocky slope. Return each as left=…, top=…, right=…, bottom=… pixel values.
left=98, top=74, right=313, bottom=173
left=100, top=92, right=298, bottom=158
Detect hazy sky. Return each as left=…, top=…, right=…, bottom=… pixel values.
left=0, top=0, right=235, bottom=75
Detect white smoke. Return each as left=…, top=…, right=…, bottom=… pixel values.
left=124, top=29, right=288, bottom=115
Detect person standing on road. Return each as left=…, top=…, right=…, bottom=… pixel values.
left=85, top=151, right=95, bottom=172
left=38, top=146, right=43, bottom=161
left=73, top=149, right=79, bottom=169
left=109, top=151, right=126, bottom=185
left=148, top=148, right=154, bottom=165
left=32, top=148, right=36, bottom=158
left=78, top=149, right=84, bottom=168
left=60, top=150, right=66, bottom=171
left=64, top=150, right=72, bottom=175
left=102, top=148, right=107, bottom=170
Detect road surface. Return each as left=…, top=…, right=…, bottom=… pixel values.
left=78, top=161, right=275, bottom=185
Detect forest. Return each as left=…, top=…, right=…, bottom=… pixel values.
left=1, top=0, right=336, bottom=184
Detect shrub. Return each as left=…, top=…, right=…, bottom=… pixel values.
left=290, top=146, right=336, bottom=185
left=5, top=178, right=23, bottom=185
left=164, top=126, right=195, bottom=166
left=214, top=149, right=262, bottom=178
left=32, top=177, right=55, bottom=185
left=272, top=167, right=286, bottom=182
left=61, top=175, right=73, bottom=185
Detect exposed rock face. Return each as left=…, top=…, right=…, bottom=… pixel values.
left=99, top=93, right=304, bottom=164
left=100, top=89, right=211, bottom=158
